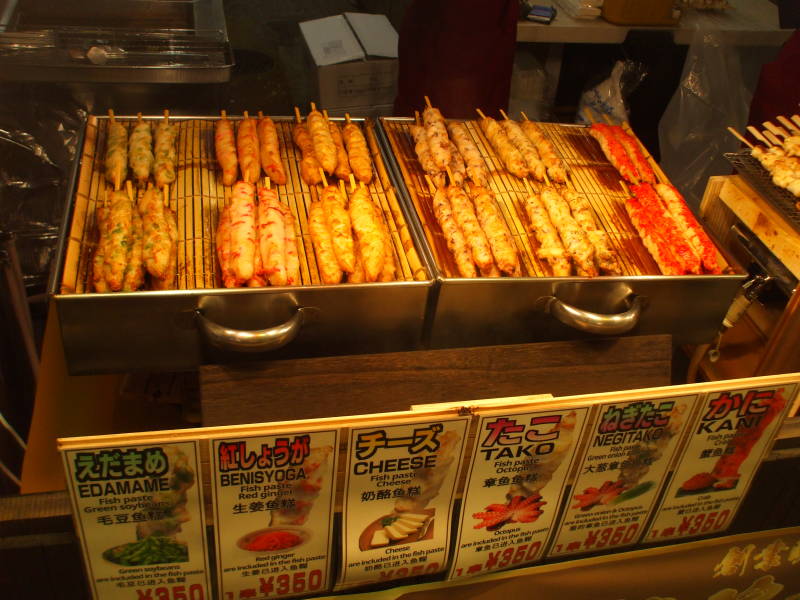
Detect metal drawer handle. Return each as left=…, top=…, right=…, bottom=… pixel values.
left=195, top=307, right=306, bottom=353
left=541, top=295, right=643, bottom=335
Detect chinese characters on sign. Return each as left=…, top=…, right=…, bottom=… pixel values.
left=338, top=417, right=469, bottom=589
left=61, top=441, right=210, bottom=600
left=449, top=407, right=589, bottom=580
left=547, top=395, right=699, bottom=558
left=211, top=430, right=339, bottom=599
left=645, top=384, right=797, bottom=544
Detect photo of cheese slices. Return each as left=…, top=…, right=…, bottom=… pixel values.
left=361, top=511, right=434, bottom=550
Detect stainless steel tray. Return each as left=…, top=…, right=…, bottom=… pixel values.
left=51, top=114, right=435, bottom=374
left=377, top=116, right=746, bottom=347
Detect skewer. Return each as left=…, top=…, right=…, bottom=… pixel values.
left=126, top=180, right=134, bottom=202
left=137, top=112, right=143, bottom=124
left=243, top=110, right=250, bottom=121
left=763, top=130, right=783, bottom=147
left=108, top=108, right=116, bottom=123
left=345, top=113, right=352, bottom=125
left=424, top=174, right=437, bottom=193
left=763, top=121, right=787, bottom=138
left=349, top=173, right=357, bottom=193
left=499, top=109, right=510, bottom=121
left=221, top=109, right=228, bottom=121
left=294, top=106, right=302, bottom=124
left=726, top=126, right=754, bottom=149
left=520, top=111, right=531, bottom=122
left=777, top=115, right=799, bottom=134
left=424, top=96, right=433, bottom=109
left=414, top=110, right=421, bottom=126
left=522, top=178, right=533, bottom=195
left=265, top=176, right=271, bottom=190
left=163, top=185, right=169, bottom=208
left=475, top=108, right=487, bottom=120
left=163, top=109, right=169, bottom=124
left=619, top=180, right=631, bottom=196
left=747, top=125, right=771, bottom=146
left=542, top=170, right=551, bottom=187
left=339, top=179, right=347, bottom=196
left=319, top=168, right=328, bottom=188
left=115, top=165, right=122, bottom=192
left=310, top=102, right=318, bottom=113
left=791, top=114, right=800, bottom=130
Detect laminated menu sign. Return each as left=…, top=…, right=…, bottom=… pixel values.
left=449, top=406, right=589, bottom=580
left=61, top=440, right=210, bottom=600
left=338, top=416, right=470, bottom=589
left=547, top=393, right=698, bottom=558
left=210, top=428, right=339, bottom=599
left=645, top=382, right=797, bottom=544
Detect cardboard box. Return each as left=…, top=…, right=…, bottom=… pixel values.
left=299, top=13, right=399, bottom=111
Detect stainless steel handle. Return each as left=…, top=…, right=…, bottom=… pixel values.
left=541, top=295, right=643, bottom=335
left=195, top=307, right=306, bottom=353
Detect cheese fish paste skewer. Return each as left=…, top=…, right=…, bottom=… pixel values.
left=539, top=187, right=597, bottom=277
left=623, top=195, right=681, bottom=275
left=292, top=123, right=323, bottom=186
left=559, top=188, right=621, bottom=275
left=307, top=105, right=337, bottom=176
left=524, top=191, right=571, bottom=276
left=446, top=121, right=489, bottom=187
left=328, top=119, right=352, bottom=181
left=309, top=200, right=343, bottom=284
left=348, top=185, right=385, bottom=282
left=422, top=105, right=451, bottom=171
left=610, top=125, right=656, bottom=184
left=320, top=184, right=355, bottom=273
left=432, top=187, right=476, bottom=278
left=589, top=123, right=639, bottom=184
left=469, top=185, right=519, bottom=276
left=342, top=118, right=373, bottom=184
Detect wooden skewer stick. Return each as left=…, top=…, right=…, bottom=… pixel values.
left=319, top=168, right=328, bottom=188
left=522, top=178, right=533, bottom=195
left=542, top=170, right=551, bottom=187
left=763, top=121, right=787, bottom=138
left=115, top=165, right=122, bottom=192
left=163, top=109, right=169, bottom=124
left=243, top=110, right=250, bottom=121
left=265, top=176, right=271, bottom=190
left=349, top=173, right=357, bottom=193
left=137, top=112, right=143, bottom=124
left=791, top=114, right=800, bottom=130
left=424, top=95, right=433, bottom=109
left=777, top=115, right=799, bottom=134
left=126, top=180, right=134, bottom=202
left=747, top=125, right=771, bottom=146
left=294, top=107, right=302, bottom=124
left=424, top=174, right=438, bottom=193
left=726, top=126, right=754, bottom=149
left=163, top=185, right=169, bottom=208
left=499, top=109, right=511, bottom=121
left=475, top=108, right=487, bottom=120
left=258, top=110, right=264, bottom=120
left=339, top=180, right=347, bottom=196
left=414, top=110, right=421, bottom=127
left=108, top=109, right=116, bottom=123
left=345, top=113, right=352, bottom=125
left=310, top=102, right=317, bottom=113
left=763, top=130, right=783, bottom=147
left=619, top=180, right=632, bottom=196
left=520, top=111, right=531, bottom=122
left=220, top=109, right=228, bottom=120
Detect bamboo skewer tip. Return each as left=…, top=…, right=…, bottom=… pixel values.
left=163, top=185, right=169, bottom=207
left=345, top=113, right=352, bottom=124
left=520, top=111, right=530, bottom=122
left=424, top=96, right=432, bottom=109
left=243, top=110, right=249, bottom=120
left=522, top=178, right=533, bottom=194
left=319, top=168, right=328, bottom=188
left=258, top=110, right=264, bottom=119
left=294, top=107, right=302, bottom=123
left=163, top=109, right=170, bottom=123
left=310, top=102, right=317, bottom=113
left=108, top=109, right=115, bottom=122
left=499, top=109, right=510, bottom=121
left=265, top=176, right=271, bottom=189
left=476, top=108, right=487, bottom=120
left=424, top=174, right=437, bottom=193
left=726, top=126, right=753, bottom=148
left=125, top=180, right=133, bottom=201
left=220, top=109, right=227, bottom=119
left=349, top=173, right=356, bottom=192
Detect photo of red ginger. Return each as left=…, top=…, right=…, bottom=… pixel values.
left=473, top=494, right=546, bottom=530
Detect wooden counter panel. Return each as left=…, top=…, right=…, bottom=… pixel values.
left=201, top=334, right=672, bottom=426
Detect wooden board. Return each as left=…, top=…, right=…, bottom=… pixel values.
left=59, top=115, right=427, bottom=296
left=200, top=334, right=673, bottom=426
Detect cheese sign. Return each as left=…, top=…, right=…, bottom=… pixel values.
left=337, top=416, right=470, bottom=590
left=547, top=394, right=699, bottom=558
left=210, top=429, right=339, bottom=599
left=645, top=383, right=797, bottom=544
left=449, top=407, right=590, bottom=580
left=61, top=441, right=211, bottom=600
